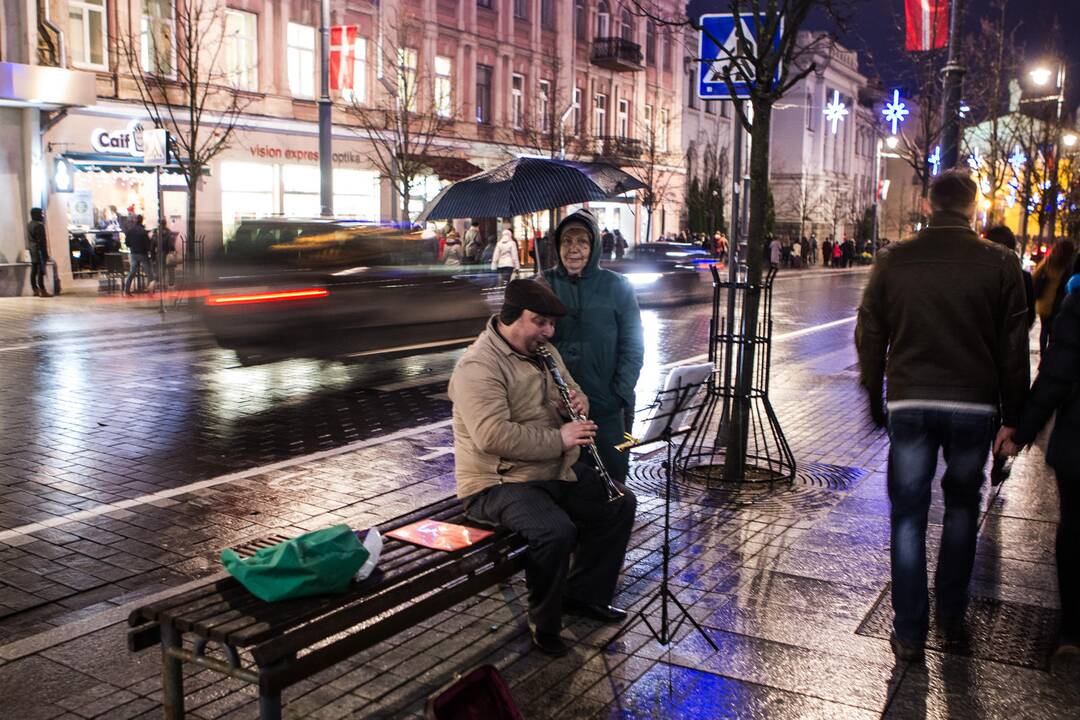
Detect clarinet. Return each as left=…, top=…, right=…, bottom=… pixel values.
left=536, top=345, right=624, bottom=503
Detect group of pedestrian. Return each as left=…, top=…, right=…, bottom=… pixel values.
left=766, top=235, right=821, bottom=269
left=599, top=227, right=628, bottom=261
left=821, top=236, right=858, bottom=268
left=856, top=169, right=1080, bottom=668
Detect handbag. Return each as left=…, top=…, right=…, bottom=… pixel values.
left=221, top=524, right=370, bottom=602
left=425, top=665, right=523, bottom=720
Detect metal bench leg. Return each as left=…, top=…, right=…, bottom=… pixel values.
left=259, top=691, right=282, bottom=720
left=161, top=625, right=185, bottom=719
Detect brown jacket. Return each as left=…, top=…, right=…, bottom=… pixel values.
left=855, top=212, right=1030, bottom=425
left=448, top=317, right=587, bottom=499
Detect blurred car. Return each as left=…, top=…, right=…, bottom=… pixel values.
left=202, top=218, right=498, bottom=364
left=601, top=245, right=714, bottom=307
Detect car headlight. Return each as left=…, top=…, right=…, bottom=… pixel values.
left=664, top=251, right=691, bottom=258
left=626, top=272, right=663, bottom=286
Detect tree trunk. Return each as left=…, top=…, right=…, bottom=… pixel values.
left=186, top=175, right=197, bottom=275
left=724, top=102, right=772, bottom=481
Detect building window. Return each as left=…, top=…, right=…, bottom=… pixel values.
left=69, top=0, right=107, bottom=69
left=644, top=104, right=653, bottom=145
left=575, top=1, right=586, bottom=42
left=705, top=100, right=715, bottom=115
left=514, top=0, right=527, bottom=20
left=620, top=9, right=633, bottom=41
left=397, top=47, right=418, bottom=112
left=224, top=9, right=258, bottom=90
left=721, top=102, right=730, bottom=118
left=477, top=0, right=492, bottom=8
left=511, top=73, right=525, bottom=129
left=593, top=93, right=607, bottom=136
left=597, top=2, right=610, bottom=37
left=687, top=62, right=697, bottom=109
left=572, top=86, right=582, bottom=133
left=435, top=56, right=453, bottom=118
left=334, top=168, right=381, bottom=221
left=645, top=21, right=656, bottom=65
left=340, top=37, right=367, bottom=105
left=541, top=0, right=554, bottom=29
left=141, top=0, right=175, bottom=76
left=663, top=29, right=672, bottom=72
left=476, top=64, right=493, bottom=124
left=617, top=97, right=629, bottom=137
left=658, top=109, right=669, bottom=152
left=287, top=23, right=315, bottom=98
left=538, top=80, right=551, bottom=133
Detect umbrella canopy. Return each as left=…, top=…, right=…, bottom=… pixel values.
left=418, top=157, right=647, bottom=222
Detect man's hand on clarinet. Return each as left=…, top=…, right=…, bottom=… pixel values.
left=560, top=419, right=597, bottom=451
left=566, top=389, right=588, bottom=418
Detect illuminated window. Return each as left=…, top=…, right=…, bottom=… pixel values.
left=69, top=0, right=107, bottom=69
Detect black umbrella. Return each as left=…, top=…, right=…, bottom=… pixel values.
left=418, top=157, right=647, bottom=222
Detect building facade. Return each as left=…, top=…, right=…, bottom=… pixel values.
left=2, top=0, right=689, bottom=292
left=768, top=33, right=877, bottom=243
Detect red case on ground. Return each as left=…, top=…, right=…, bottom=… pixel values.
left=425, top=664, right=524, bottom=720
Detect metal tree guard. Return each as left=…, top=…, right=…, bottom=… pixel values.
left=677, top=264, right=796, bottom=485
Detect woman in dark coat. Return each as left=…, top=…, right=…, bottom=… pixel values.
left=998, top=266, right=1080, bottom=661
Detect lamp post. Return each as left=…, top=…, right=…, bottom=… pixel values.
left=318, top=0, right=333, bottom=217
left=940, top=0, right=966, bottom=169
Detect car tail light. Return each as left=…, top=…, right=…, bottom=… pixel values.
left=205, top=288, right=329, bottom=306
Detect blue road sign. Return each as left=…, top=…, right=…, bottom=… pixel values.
left=697, top=13, right=783, bottom=101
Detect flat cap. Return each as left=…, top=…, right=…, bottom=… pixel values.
left=503, top=279, right=567, bottom=318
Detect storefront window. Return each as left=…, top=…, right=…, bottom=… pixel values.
left=225, top=9, right=258, bottom=91
left=282, top=164, right=320, bottom=217
left=69, top=0, right=107, bottom=69
left=141, top=0, right=175, bottom=76
left=287, top=23, right=315, bottom=98
left=334, top=169, right=380, bottom=221
left=221, top=161, right=276, bottom=239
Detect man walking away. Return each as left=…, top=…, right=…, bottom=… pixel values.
left=464, top=220, right=482, bottom=264
left=123, top=215, right=154, bottom=296
left=856, top=170, right=1030, bottom=662
left=26, top=208, right=51, bottom=297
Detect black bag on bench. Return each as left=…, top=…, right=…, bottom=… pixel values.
left=425, top=664, right=523, bottom=720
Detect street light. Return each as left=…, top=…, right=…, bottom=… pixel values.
left=886, top=135, right=899, bottom=150
left=1029, top=67, right=1053, bottom=86
left=1064, top=133, right=1078, bottom=148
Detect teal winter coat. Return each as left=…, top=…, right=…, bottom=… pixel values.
left=543, top=210, right=644, bottom=480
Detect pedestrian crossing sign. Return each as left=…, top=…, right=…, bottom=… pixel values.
left=697, top=13, right=783, bottom=101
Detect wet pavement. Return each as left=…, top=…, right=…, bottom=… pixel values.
left=1, top=266, right=1076, bottom=719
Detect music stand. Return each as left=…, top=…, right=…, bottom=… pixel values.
left=610, top=370, right=718, bottom=651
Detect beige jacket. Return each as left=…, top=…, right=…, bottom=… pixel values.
left=449, top=317, right=587, bottom=499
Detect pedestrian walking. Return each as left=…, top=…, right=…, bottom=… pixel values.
left=601, top=227, right=615, bottom=260
left=26, top=207, right=51, bottom=297
left=768, top=235, right=782, bottom=269
left=448, top=279, right=636, bottom=656
left=832, top=240, right=842, bottom=267
left=463, top=220, right=482, bottom=264
left=543, top=209, right=645, bottom=484
left=443, top=231, right=464, bottom=266
left=613, top=229, right=627, bottom=260
left=855, top=170, right=1030, bottom=662
left=841, top=237, right=854, bottom=268
left=491, top=229, right=520, bottom=284
left=822, top=238, right=832, bottom=267
left=792, top=239, right=803, bottom=268
left=1032, top=241, right=1077, bottom=353
left=997, top=264, right=1080, bottom=667
left=123, top=215, right=155, bottom=296
left=986, top=226, right=1036, bottom=329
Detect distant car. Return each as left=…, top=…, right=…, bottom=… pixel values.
left=201, top=218, right=498, bottom=364
left=601, top=246, right=714, bottom=307
left=628, top=242, right=712, bottom=262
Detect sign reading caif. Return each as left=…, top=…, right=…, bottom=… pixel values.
left=697, top=13, right=783, bottom=101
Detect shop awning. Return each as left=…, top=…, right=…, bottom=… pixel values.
left=0, top=62, right=96, bottom=109
left=411, top=155, right=483, bottom=182
left=63, top=151, right=189, bottom=175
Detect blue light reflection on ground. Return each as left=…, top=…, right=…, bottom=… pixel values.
left=606, top=664, right=754, bottom=719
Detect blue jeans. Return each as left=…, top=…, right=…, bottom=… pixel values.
left=887, top=407, right=996, bottom=643
left=124, top=253, right=154, bottom=294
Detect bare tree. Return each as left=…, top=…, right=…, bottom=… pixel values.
left=823, top=178, right=849, bottom=240
left=634, top=0, right=858, bottom=477
left=781, top=173, right=824, bottom=238
left=347, top=14, right=454, bottom=223
left=626, top=96, right=679, bottom=242
left=117, top=0, right=249, bottom=267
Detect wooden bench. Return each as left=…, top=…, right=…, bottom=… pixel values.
left=127, top=496, right=527, bottom=719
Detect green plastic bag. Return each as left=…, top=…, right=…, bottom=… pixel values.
left=221, top=524, right=370, bottom=602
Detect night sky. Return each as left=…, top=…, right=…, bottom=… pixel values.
left=809, top=0, right=1080, bottom=112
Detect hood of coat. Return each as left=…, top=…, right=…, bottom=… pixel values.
left=553, top=209, right=603, bottom=278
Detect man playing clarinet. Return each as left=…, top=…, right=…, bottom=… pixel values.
left=448, top=279, right=637, bottom=656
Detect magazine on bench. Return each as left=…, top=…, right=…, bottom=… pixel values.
left=386, top=519, right=494, bottom=552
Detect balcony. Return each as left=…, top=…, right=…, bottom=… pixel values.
left=594, top=135, right=643, bottom=162
left=591, top=37, right=643, bottom=72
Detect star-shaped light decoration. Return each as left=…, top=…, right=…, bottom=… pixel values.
left=823, top=90, right=849, bottom=134
left=928, top=145, right=942, bottom=176
left=881, top=90, right=909, bottom=135
left=967, top=148, right=983, bottom=171
left=1009, top=146, right=1027, bottom=171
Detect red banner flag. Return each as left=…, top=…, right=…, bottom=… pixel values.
left=905, top=0, right=949, bottom=52
left=329, top=25, right=358, bottom=90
